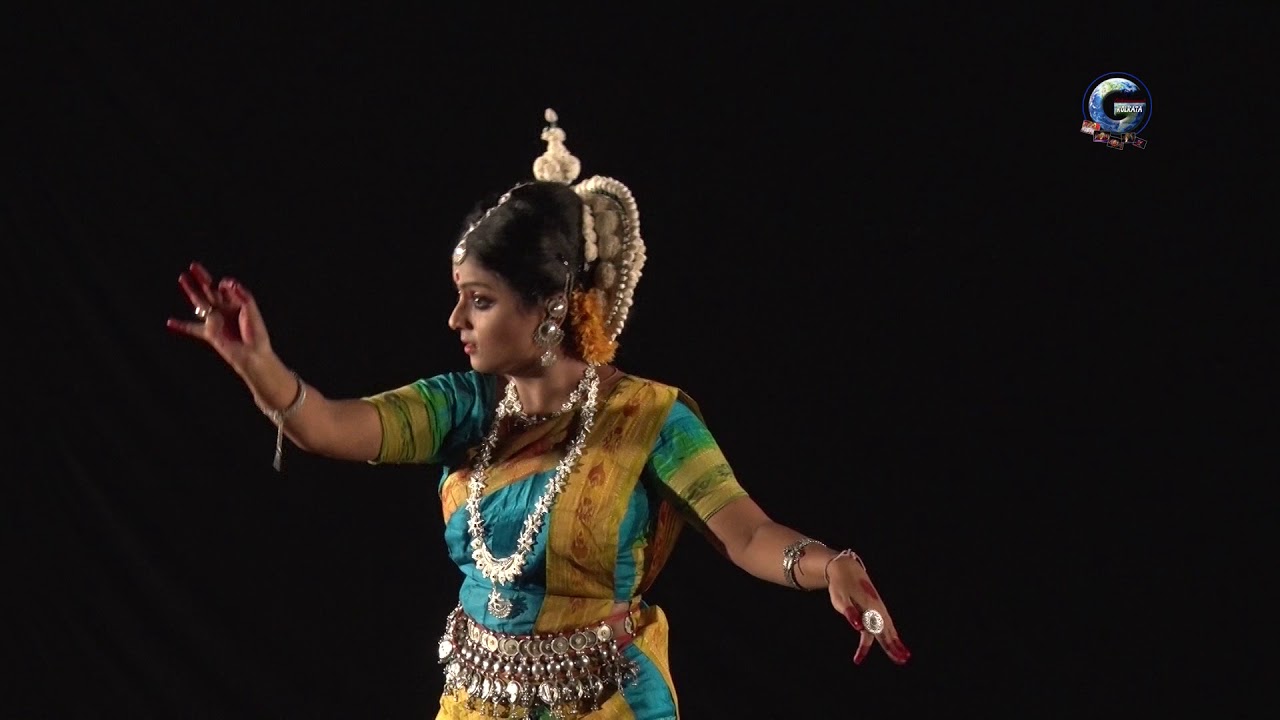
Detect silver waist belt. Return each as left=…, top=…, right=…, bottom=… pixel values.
left=437, top=604, right=639, bottom=718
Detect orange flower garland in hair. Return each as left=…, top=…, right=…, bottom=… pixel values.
left=570, top=288, right=617, bottom=364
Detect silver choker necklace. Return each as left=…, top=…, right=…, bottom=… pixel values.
left=466, top=365, right=601, bottom=618
left=499, top=379, right=587, bottom=428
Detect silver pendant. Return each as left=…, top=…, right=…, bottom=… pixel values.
left=487, top=589, right=513, bottom=619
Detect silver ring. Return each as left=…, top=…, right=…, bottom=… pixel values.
left=195, top=305, right=212, bottom=319
left=862, top=609, right=884, bottom=635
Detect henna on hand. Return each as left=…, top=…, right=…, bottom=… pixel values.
left=858, top=578, right=881, bottom=601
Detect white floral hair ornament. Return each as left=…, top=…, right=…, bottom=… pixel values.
left=532, top=108, right=645, bottom=342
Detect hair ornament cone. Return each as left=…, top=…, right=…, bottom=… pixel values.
left=532, top=108, right=645, bottom=343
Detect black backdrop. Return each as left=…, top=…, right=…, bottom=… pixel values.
left=3, top=4, right=1266, bottom=718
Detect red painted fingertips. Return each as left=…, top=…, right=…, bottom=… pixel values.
left=190, top=263, right=213, bottom=285
left=843, top=607, right=864, bottom=631
left=890, top=639, right=912, bottom=664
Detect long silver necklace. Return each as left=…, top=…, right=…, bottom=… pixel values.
left=466, top=364, right=601, bottom=618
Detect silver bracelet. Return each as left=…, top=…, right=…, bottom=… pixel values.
left=264, top=372, right=306, bottom=471
left=781, top=538, right=825, bottom=590
left=823, top=549, right=864, bottom=585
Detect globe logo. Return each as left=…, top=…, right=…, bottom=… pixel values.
left=1082, top=72, right=1151, bottom=135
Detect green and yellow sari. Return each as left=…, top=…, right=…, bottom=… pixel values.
left=364, top=370, right=748, bottom=719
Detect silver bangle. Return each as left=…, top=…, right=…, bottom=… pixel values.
left=264, top=372, right=306, bottom=471
left=823, top=549, right=863, bottom=585
left=781, top=538, right=825, bottom=590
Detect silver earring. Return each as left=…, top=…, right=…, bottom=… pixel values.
left=534, top=296, right=568, bottom=367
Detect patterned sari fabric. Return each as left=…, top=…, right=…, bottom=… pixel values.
left=363, top=371, right=748, bottom=719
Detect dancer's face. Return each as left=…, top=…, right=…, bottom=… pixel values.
left=448, top=259, right=545, bottom=375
